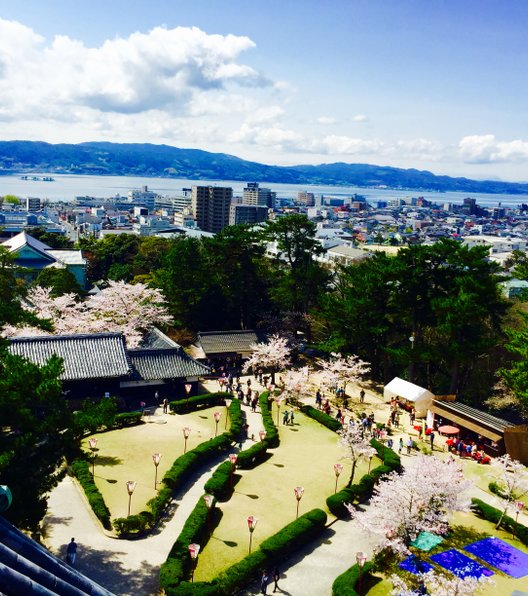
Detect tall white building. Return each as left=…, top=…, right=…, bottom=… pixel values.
left=243, top=182, right=276, bottom=209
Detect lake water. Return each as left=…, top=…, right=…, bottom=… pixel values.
left=1, top=172, right=527, bottom=208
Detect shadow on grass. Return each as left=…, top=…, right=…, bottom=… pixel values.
left=211, top=536, right=239, bottom=548
left=57, top=542, right=160, bottom=595
left=95, top=455, right=123, bottom=467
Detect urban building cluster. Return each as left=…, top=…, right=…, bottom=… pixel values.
left=2, top=185, right=528, bottom=295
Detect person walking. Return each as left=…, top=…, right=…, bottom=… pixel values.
left=398, top=437, right=404, bottom=454
left=359, top=389, right=365, bottom=403
left=162, top=398, right=169, bottom=414
left=272, top=566, right=281, bottom=592
left=430, top=432, right=435, bottom=450
left=406, top=437, right=413, bottom=455
left=66, top=537, right=77, bottom=566
left=260, top=569, right=270, bottom=595
left=289, top=408, right=295, bottom=425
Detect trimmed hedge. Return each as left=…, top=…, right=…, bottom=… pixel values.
left=203, top=460, right=239, bottom=501
left=471, top=498, right=528, bottom=546
left=170, top=392, right=231, bottom=414
left=114, top=411, right=143, bottom=427
left=327, top=438, right=401, bottom=517
left=236, top=441, right=268, bottom=469
left=70, top=459, right=112, bottom=530
left=159, top=496, right=221, bottom=592
left=488, top=480, right=508, bottom=500
left=259, top=391, right=280, bottom=448
left=300, top=404, right=342, bottom=432
left=332, top=561, right=374, bottom=596
left=113, top=398, right=241, bottom=537
left=165, top=509, right=328, bottom=595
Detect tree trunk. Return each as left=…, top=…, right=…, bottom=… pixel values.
left=496, top=505, right=509, bottom=530
left=347, top=460, right=357, bottom=488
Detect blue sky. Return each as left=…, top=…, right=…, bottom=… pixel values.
left=0, top=0, right=527, bottom=181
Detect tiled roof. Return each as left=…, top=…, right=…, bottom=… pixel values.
left=139, top=327, right=180, bottom=350
left=8, top=333, right=131, bottom=381
left=197, top=330, right=265, bottom=356
left=0, top=516, right=113, bottom=595
left=128, top=348, right=210, bottom=380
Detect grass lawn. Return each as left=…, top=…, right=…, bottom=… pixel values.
left=82, top=407, right=224, bottom=519
left=366, top=511, right=528, bottom=595
left=194, top=408, right=381, bottom=582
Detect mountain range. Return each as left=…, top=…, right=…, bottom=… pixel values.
left=1, top=140, right=528, bottom=195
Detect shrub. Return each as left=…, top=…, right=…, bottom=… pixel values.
left=226, top=399, right=243, bottom=440
left=114, top=411, right=143, bottom=427
left=169, top=392, right=230, bottom=414
left=327, top=440, right=400, bottom=517
left=160, top=496, right=221, bottom=592
left=214, top=509, right=327, bottom=596
left=471, top=498, right=528, bottom=546
left=70, top=459, right=112, bottom=529
left=488, top=480, right=508, bottom=499
left=259, top=391, right=279, bottom=448
left=300, top=405, right=342, bottom=432
left=236, top=442, right=268, bottom=469
left=332, top=561, right=374, bottom=596
left=203, top=461, right=238, bottom=501
left=113, top=511, right=154, bottom=537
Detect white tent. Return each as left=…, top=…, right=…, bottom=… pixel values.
left=383, top=377, right=434, bottom=417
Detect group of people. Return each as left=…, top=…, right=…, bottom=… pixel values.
left=282, top=408, right=295, bottom=425
left=446, top=438, right=491, bottom=463
left=260, top=566, right=281, bottom=594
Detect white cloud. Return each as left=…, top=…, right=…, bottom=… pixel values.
left=316, top=135, right=384, bottom=155
left=459, top=134, right=528, bottom=164
left=229, top=123, right=302, bottom=148
left=352, top=114, right=368, bottom=122
left=0, top=20, right=268, bottom=119
left=316, top=116, right=337, bottom=125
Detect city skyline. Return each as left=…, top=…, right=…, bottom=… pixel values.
left=0, top=1, right=527, bottom=181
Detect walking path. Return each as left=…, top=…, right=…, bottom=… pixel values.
left=43, top=375, right=528, bottom=596
left=43, top=378, right=265, bottom=595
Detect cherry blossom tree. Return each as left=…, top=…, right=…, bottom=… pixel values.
left=493, top=454, right=528, bottom=529
left=242, top=334, right=291, bottom=383
left=391, top=570, right=493, bottom=596
left=316, top=352, right=370, bottom=395
left=348, top=455, right=471, bottom=554
left=282, top=366, right=311, bottom=401
left=84, top=280, right=172, bottom=347
left=339, top=424, right=377, bottom=487
left=2, top=281, right=172, bottom=348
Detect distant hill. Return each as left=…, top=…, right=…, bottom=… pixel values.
left=0, top=140, right=528, bottom=195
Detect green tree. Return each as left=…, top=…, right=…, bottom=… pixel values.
left=0, top=349, right=73, bottom=532
left=132, top=236, right=172, bottom=282
left=262, top=214, right=329, bottom=313
left=34, top=267, right=84, bottom=297
left=72, top=397, right=117, bottom=437
left=79, top=233, right=140, bottom=282
left=3, top=194, right=20, bottom=205
left=205, top=225, right=272, bottom=329
left=322, top=239, right=507, bottom=399
left=153, top=236, right=222, bottom=330
left=26, top=227, right=74, bottom=249
left=500, top=312, right=528, bottom=415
